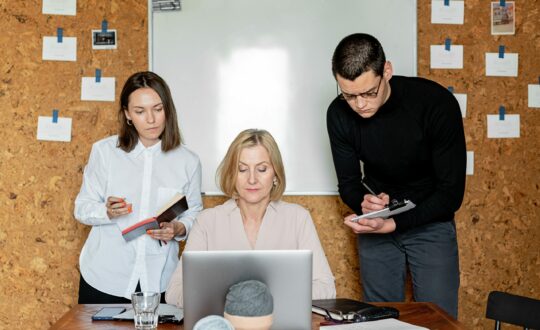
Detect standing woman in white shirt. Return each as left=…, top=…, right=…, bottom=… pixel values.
left=74, top=71, right=203, bottom=303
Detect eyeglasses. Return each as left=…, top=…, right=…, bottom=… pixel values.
left=339, top=76, right=383, bottom=102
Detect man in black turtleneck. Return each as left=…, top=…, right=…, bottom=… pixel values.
left=327, top=33, right=466, bottom=319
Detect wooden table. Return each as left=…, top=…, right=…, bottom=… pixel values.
left=51, top=302, right=465, bottom=329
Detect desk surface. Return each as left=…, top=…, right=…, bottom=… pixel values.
left=51, top=302, right=465, bottom=329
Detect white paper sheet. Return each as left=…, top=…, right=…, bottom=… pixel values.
left=466, top=151, right=474, bottom=175
left=485, top=53, right=518, bottom=77
left=37, top=116, right=72, bottom=142
left=528, top=84, right=540, bottom=108
left=453, top=93, right=467, bottom=117
left=42, top=36, right=77, bottom=61
left=431, top=0, right=464, bottom=24
left=81, top=77, right=116, bottom=101
left=430, top=45, right=463, bottom=69
left=320, top=318, right=428, bottom=330
left=487, top=114, right=520, bottom=138
left=42, top=0, right=77, bottom=15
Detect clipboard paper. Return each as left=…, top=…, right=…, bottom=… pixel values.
left=351, top=200, right=415, bottom=222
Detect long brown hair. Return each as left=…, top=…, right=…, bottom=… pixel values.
left=117, top=71, right=182, bottom=152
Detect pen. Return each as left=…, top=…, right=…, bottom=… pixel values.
left=361, top=179, right=378, bottom=196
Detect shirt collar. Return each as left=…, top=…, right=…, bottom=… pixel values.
left=129, top=139, right=162, bottom=158
left=224, top=198, right=279, bottom=215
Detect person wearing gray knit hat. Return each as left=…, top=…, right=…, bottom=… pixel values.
left=223, top=280, right=274, bottom=330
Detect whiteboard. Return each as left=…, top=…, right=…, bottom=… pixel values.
left=149, top=0, right=417, bottom=195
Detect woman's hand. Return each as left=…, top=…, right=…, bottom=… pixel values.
left=147, top=221, right=186, bottom=242
left=343, top=214, right=396, bottom=234
left=106, top=196, right=132, bottom=219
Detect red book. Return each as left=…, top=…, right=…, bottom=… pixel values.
left=121, top=193, right=189, bottom=242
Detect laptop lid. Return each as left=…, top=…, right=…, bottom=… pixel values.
left=182, top=250, right=312, bottom=330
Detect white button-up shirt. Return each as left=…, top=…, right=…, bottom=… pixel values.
left=74, top=136, right=203, bottom=298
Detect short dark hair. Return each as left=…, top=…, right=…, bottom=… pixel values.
left=332, top=33, right=386, bottom=80
left=117, top=71, right=182, bottom=152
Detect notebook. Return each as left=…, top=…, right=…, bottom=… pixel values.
left=182, top=250, right=313, bottom=330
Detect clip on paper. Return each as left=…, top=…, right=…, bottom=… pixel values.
left=447, top=86, right=454, bottom=93
left=101, top=20, right=108, bottom=33
left=52, top=109, right=59, bottom=123
left=57, top=28, right=63, bottom=43
left=499, top=45, right=505, bottom=59
left=445, top=38, right=451, bottom=51
left=500, top=0, right=506, bottom=7
left=499, top=106, right=505, bottom=121
left=95, top=69, right=102, bottom=83
left=444, top=0, right=450, bottom=6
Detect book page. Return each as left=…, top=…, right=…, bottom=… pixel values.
left=156, top=192, right=185, bottom=216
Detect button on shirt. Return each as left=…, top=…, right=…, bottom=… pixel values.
left=74, top=136, right=203, bottom=298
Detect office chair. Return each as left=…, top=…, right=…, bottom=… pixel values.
left=486, top=291, right=540, bottom=330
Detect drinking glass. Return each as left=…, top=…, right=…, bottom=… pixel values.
left=132, top=291, right=160, bottom=330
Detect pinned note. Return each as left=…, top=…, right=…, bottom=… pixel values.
left=485, top=52, right=518, bottom=77
left=431, top=0, right=464, bottom=25
left=37, top=114, right=72, bottom=142
left=487, top=114, right=520, bottom=138
left=42, top=0, right=77, bottom=16
left=42, top=31, right=77, bottom=61
left=466, top=151, right=474, bottom=175
left=81, top=75, right=115, bottom=101
left=430, top=44, right=463, bottom=69
left=454, top=93, right=467, bottom=118
left=528, top=82, right=540, bottom=108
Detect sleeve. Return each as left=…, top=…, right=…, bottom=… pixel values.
left=327, top=102, right=367, bottom=215
left=73, top=143, right=111, bottom=226
left=297, top=208, right=336, bottom=299
left=165, top=210, right=209, bottom=307
left=175, top=157, right=203, bottom=240
left=394, top=92, right=466, bottom=232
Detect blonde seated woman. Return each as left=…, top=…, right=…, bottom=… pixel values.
left=166, top=129, right=336, bottom=307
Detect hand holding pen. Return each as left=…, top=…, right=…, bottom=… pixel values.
left=361, top=181, right=390, bottom=215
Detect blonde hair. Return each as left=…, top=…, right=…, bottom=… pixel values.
left=217, top=129, right=286, bottom=200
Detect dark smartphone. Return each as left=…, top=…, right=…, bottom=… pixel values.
left=91, top=307, right=126, bottom=321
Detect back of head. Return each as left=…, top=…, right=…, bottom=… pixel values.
left=332, top=33, right=386, bottom=80
left=224, top=280, right=274, bottom=330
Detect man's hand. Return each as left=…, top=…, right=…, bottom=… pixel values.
left=344, top=214, right=396, bottom=234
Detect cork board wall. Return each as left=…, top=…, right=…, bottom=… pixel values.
left=0, top=1, right=538, bottom=329
left=0, top=0, right=148, bottom=328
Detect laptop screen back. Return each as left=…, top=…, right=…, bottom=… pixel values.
left=182, top=250, right=312, bottom=330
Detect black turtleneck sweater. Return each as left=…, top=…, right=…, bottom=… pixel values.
left=327, top=76, right=466, bottom=232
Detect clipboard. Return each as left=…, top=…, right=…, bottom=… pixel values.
left=351, top=199, right=415, bottom=222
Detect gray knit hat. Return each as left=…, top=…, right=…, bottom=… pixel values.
left=224, top=280, right=274, bottom=317
left=193, top=315, right=235, bottom=330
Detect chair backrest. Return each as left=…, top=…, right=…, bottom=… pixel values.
left=486, top=291, right=540, bottom=329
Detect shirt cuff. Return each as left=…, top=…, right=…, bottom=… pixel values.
left=174, top=218, right=191, bottom=241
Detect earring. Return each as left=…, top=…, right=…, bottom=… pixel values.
left=127, top=119, right=133, bottom=126
left=273, top=177, right=278, bottom=186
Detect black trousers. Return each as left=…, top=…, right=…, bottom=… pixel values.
left=78, top=274, right=166, bottom=304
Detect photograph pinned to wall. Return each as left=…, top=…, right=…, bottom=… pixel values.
left=491, top=1, right=515, bottom=35
left=92, top=29, right=117, bottom=49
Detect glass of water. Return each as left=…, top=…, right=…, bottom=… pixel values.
left=132, top=291, right=160, bottom=329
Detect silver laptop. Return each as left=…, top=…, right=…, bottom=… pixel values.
left=182, top=250, right=312, bottom=330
